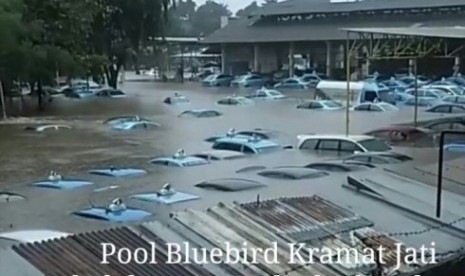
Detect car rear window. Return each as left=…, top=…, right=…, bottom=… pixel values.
left=358, top=139, right=391, bottom=152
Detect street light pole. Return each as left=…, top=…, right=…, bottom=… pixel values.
left=345, top=32, right=351, bottom=136
left=0, top=81, right=7, bottom=120
left=436, top=130, right=465, bottom=218
left=413, top=58, right=419, bottom=127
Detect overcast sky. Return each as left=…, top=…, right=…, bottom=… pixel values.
left=194, top=0, right=265, bottom=13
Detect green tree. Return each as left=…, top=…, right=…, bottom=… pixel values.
left=191, top=0, right=231, bottom=37
left=236, top=1, right=259, bottom=17
left=167, top=0, right=196, bottom=36
left=20, top=0, right=97, bottom=109
left=91, top=0, right=173, bottom=87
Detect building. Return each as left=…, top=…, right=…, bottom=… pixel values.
left=203, top=0, right=465, bottom=78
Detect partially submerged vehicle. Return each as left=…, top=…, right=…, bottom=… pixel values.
left=150, top=149, right=210, bottom=167
left=95, top=88, right=126, bottom=98
left=212, top=136, right=282, bottom=154
left=304, top=161, right=367, bottom=172
left=316, top=80, right=396, bottom=105
left=205, top=128, right=277, bottom=143
left=352, top=102, right=399, bottom=112
left=217, top=96, right=254, bottom=106
left=111, top=120, right=161, bottom=131
left=297, top=134, right=392, bottom=153
left=246, top=88, right=287, bottom=100
left=25, top=124, right=72, bottom=132
left=192, top=150, right=246, bottom=161
left=426, top=103, right=465, bottom=114
left=73, top=198, right=152, bottom=222
left=178, top=109, right=223, bottom=118
left=257, top=167, right=329, bottom=180
left=32, top=171, right=93, bottom=190
left=0, top=192, right=26, bottom=203
left=163, top=93, right=190, bottom=105
left=297, top=100, right=343, bottom=110
left=104, top=115, right=150, bottom=126
left=195, top=178, right=266, bottom=192
left=342, top=152, right=413, bottom=165
left=89, top=167, right=147, bottom=178
left=130, top=183, right=199, bottom=204
left=365, top=126, right=435, bottom=146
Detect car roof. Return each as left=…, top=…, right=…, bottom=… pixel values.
left=195, top=178, right=266, bottom=191
left=214, top=137, right=279, bottom=148
left=151, top=156, right=208, bottom=164
left=298, top=134, right=375, bottom=142
left=258, top=167, right=329, bottom=180
left=193, top=150, right=246, bottom=159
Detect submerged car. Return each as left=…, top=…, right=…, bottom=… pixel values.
left=95, top=88, right=126, bottom=98
left=25, top=124, right=72, bottom=132
left=299, top=74, right=323, bottom=88
left=62, top=87, right=95, bottom=99
left=297, top=100, right=343, bottom=110
left=205, top=128, right=276, bottom=142
left=163, top=94, right=190, bottom=104
left=274, top=78, right=308, bottom=89
left=217, top=96, right=253, bottom=106
left=192, top=150, right=246, bottom=161
left=304, top=161, right=367, bottom=172
left=246, top=88, right=287, bottom=100
left=257, top=167, right=329, bottom=180
left=150, top=149, right=209, bottom=167
left=352, top=102, right=399, bottom=112
left=104, top=115, right=150, bottom=125
left=178, top=109, right=222, bottom=118
left=202, top=74, right=234, bottom=87
left=297, top=134, right=392, bottom=153
left=111, top=121, right=161, bottom=130
left=230, top=74, right=265, bottom=88
left=365, top=126, right=434, bottom=146
left=426, top=103, right=465, bottom=113
left=342, top=152, right=413, bottom=165
left=442, top=95, right=465, bottom=104
left=212, top=136, right=281, bottom=154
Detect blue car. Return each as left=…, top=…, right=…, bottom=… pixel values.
left=444, top=143, right=465, bottom=153
left=230, top=74, right=265, bottom=88
left=150, top=156, right=209, bottom=167
left=274, top=78, right=308, bottom=89
left=202, top=74, right=234, bottom=87
left=212, top=136, right=281, bottom=154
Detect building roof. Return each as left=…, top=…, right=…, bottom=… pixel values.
left=259, top=0, right=465, bottom=16
left=203, top=16, right=465, bottom=43
left=11, top=227, right=214, bottom=276
left=344, top=26, right=465, bottom=38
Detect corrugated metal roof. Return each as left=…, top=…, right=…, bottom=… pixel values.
left=164, top=196, right=435, bottom=275
left=259, top=0, right=465, bottom=16
left=12, top=227, right=213, bottom=276
left=203, top=16, right=465, bottom=43
left=344, top=26, right=465, bottom=38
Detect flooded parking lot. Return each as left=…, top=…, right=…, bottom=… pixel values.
left=0, top=77, right=462, bottom=244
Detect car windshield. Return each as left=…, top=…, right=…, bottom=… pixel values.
left=205, top=75, right=217, bottom=81
left=111, top=90, right=124, bottom=95
left=324, top=101, right=342, bottom=108
left=235, top=75, right=248, bottom=81
left=359, top=139, right=391, bottom=152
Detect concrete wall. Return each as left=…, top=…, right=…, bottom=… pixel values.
left=223, top=44, right=253, bottom=75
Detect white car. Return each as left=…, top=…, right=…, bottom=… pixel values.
left=246, top=88, right=287, bottom=100
left=421, top=85, right=463, bottom=96
left=297, top=134, right=392, bottom=153
left=25, top=124, right=72, bottom=132
left=352, top=102, right=399, bottom=112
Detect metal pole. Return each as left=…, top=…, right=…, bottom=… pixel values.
left=413, top=59, right=419, bottom=127
left=436, top=131, right=445, bottom=218
left=345, top=33, right=351, bottom=136
left=0, top=81, right=7, bottom=120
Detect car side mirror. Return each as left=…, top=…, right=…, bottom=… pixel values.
left=283, top=145, right=294, bottom=150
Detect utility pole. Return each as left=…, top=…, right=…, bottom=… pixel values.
left=0, top=81, right=7, bottom=120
